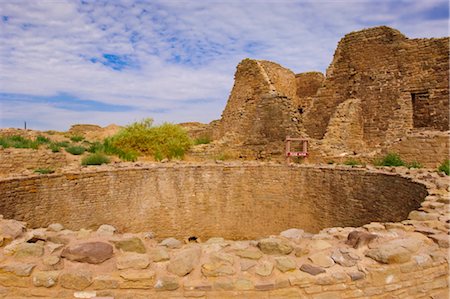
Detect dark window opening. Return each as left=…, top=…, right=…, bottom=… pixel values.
left=412, top=92, right=431, bottom=128
left=298, top=107, right=304, bottom=114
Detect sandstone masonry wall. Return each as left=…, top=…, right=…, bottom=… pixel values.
left=0, top=164, right=427, bottom=239
left=304, top=26, right=449, bottom=146
left=0, top=148, right=69, bottom=177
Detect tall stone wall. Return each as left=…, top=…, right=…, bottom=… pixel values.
left=0, top=148, right=69, bottom=177
left=213, top=59, right=302, bottom=157
left=303, top=26, right=449, bottom=146
left=0, top=164, right=427, bottom=239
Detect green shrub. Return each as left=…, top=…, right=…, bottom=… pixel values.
left=110, top=118, right=191, bottom=161
left=0, top=137, right=11, bottom=148
left=70, top=135, right=84, bottom=142
left=343, top=158, right=362, bottom=166
left=36, top=135, right=50, bottom=144
left=194, top=136, right=211, bottom=145
left=48, top=143, right=61, bottom=152
left=87, top=139, right=137, bottom=161
left=407, top=161, right=422, bottom=169
left=81, top=153, right=110, bottom=166
left=438, top=159, right=449, bottom=175
left=2, top=135, right=40, bottom=149
left=65, top=145, right=85, bottom=155
left=374, top=153, right=405, bottom=167
left=34, top=168, right=55, bottom=174
left=55, top=141, right=70, bottom=148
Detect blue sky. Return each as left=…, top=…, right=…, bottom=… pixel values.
left=0, top=0, right=448, bottom=131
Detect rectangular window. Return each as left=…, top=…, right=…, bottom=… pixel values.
left=411, top=92, right=431, bottom=128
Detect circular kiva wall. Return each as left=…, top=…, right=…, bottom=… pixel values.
left=0, top=164, right=428, bottom=239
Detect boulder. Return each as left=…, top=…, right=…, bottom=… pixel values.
left=167, top=247, right=201, bottom=276
left=159, top=237, right=182, bottom=249
left=60, top=271, right=93, bottom=290
left=0, top=262, right=36, bottom=276
left=154, top=276, right=179, bottom=291
left=258, top=238, right=293, bottom=255
left=365, top=237, right=423, bottom=264
left=280, top=228, right=304, bottom=240
left=14, top=242, right=44, bottom=258
left=275, top=257, right=297, bottom=272
left=61, top=242, right=113, bottom=264
left=300, top=264, right=326, bottom=276
left=1, top=219, right=26, bottom=239
left=116, top=252, right=150, bottom=270
left=308, top=252, right=335, bottom=268
left=255, top=261, right=274, bottom=277
left=201, top=262, right=235, bottom=277
left=235, top=248, right=263, bottom=260
left=32, top=271, right=59, bottom=287
left=148, top=247, right=170, bottom=262
left=96, top=224, right=116, bottom=237
left=346, top=230, right=377, bottom=248
left=47, top=223, right=64, bottom=232
left=240, top=259, right=257, bottom=271
left=112, top=237, right=146, bottom=253
left=331, top=249, right=358, bottom=267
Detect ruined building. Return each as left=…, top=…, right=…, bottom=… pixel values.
left=209, top=26, right=449, bottom=165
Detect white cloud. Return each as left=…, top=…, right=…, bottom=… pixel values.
left=0, top=0, right=448, bottom=130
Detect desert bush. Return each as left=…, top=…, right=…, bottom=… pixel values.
left=0, top=135, right=39, bottom=149
left=87, top=139, right=137, bottom=161
left=70, top=135, right=85, bottom=142
left=65, top=145, right=85, bottom=155
left=36, top=135, right=50, bottom=144
left=194, top=135, right=211, bottom=145
left=438, top=159, right=449, bottom=175
left=343, top=158, right=362, bottom=166
left=55, top=141, right=70, bottom=147
left=374, top=153, right=405, bottom=167
left=34, top=168, right=55, bottom=174
left=110, top=118, right=191, bottom=161
left=406, top=160, right=422, bottom=169
left=81, top=153, right=110, bottom=166
left=48, top=143, right=61, bottom=152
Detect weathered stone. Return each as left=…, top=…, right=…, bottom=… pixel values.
left=255, top=281, right=275, bottom=291
left=167, top=247, right=201, bottom=276
left=77, top=228, right=92, bottom=239
left=159, top=237, right=182, bottom=249
left=47, top=235, right=70, bottom=245
left=255, top=260, right=274, bottom=276
left=258, top=238, right=293, bottom=255
left=206, top=237, right=225, bottom=244
left=91, top=275, right=119, bottom=290
left=47, top=223, right=64, bottom=232
left=201, top=262, right=235, bottom=277
left=234, top=278, right=254, bottom=290
left=14, top=242, right=44, bottom=258
left=275, top=256, right=297, bottom=272
left=60, top=271, right=93, bottom=290
left=331, top=249, right=357, bottom=267
left=148, top=246, right=170, bottom=262
left=0, top=262, right=35, bottom=276
left=45, top=242, right=64, bottom=254
left=62, top=241, right=113, bottom=264
left=1, top=219, right=25, bottom=239
left=235, top=248, right=263, bottom=260
left=348, top=271, right=365, bottom=281
left=346, top=230, right=377, bottom=248
left=240, top=258, right=257, bottom=271
left=96, top=224, right=116, bottom=237
left=280, top=228, right=304, bottom=240
left=119, top=270, right=154, bottom=289
left=209, top=251, right=234, bottom=264
left=366, top=246, right=411, bottom=264
left=43, top=255, right=60, bottom=267
left=408, top=211, right=439, bottom=221
left=154, top=276, right=179, bottom=291
left=307, top=240, right=333, bottom=252
left=300, top=264, right=326, bottom=276
left=429, top=234, right=449, bottom=248
left=116, top=252, right=150, bottom=270
left=214, top=277, right=234, bottom=290
left=184, top=279, right=212, bottom=291
left=112, top=237, right=146, bottom=253
left=309, top=252, right=335, bottom=268
left=32, top=271, right=59, bottom=287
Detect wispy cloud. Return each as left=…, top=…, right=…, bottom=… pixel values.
left=0, top=0, right=448, bottom=130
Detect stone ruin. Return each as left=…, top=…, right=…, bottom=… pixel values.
left=204, top=26, right=449, bottom=165
left=0, top=26, right=448, bottom=298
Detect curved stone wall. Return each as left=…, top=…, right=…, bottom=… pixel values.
left=0, top=164, right=427, bottom=240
